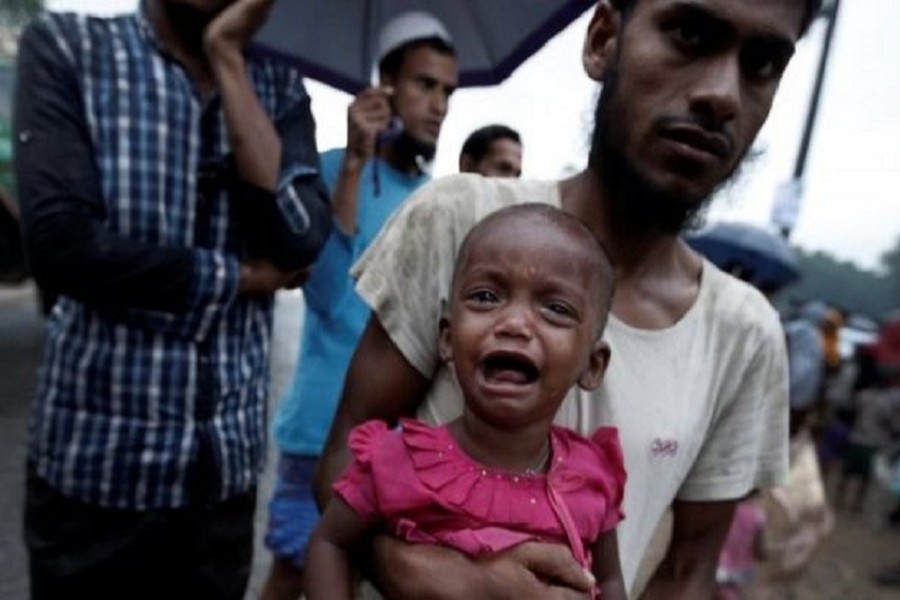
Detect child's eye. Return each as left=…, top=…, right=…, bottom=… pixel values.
left=544, top=301, right=578, bottom=321
left=468, top=289, right=498, bottom=304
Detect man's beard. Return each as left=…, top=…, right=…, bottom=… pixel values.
left=588, top=65, right=744, bottom=235
left=394, top=130, right=437, bottom=164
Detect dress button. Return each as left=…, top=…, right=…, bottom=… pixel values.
left=529, top=497, right=537, bottom=505
left=512, top=476, right=520, bottom=483
left=481, top=469, right=487, bottom=476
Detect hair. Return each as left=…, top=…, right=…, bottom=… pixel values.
left=608, top=0, right=824, bottom=36
left=451, top=204, right=616, bottom=334
left=459, top=125, right=522, bottom=162
left=378, top=37, right=457, bottom=79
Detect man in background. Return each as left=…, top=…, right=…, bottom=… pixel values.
left=261, top=11, right=459, bottom=600
left=458, top=123, right=523, bottom=177
left=15, top=0, right=331, bottom=597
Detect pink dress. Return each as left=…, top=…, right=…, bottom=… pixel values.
left=333, top=418, right=626, bottom=572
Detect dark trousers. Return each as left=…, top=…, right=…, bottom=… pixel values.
left=23, top=463, right=256, bottom=600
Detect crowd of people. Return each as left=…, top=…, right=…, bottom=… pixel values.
left=12, top=0, right=898, bottom=599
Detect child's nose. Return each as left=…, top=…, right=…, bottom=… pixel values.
left=494, top=306, right=534, bottom=339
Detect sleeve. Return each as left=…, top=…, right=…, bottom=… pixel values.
left=299, top=149, right=357, bottom=316
left=678, top=304, right=790, bottom=501
left=591, top=427, right=627, bottom=532
left=232, top=77, right=331, bottom=271
left=351, top=175, right=486, bottom=377
left=331, top=420, right=391, bottom=522
left=14, top=17, right=240, bottom=316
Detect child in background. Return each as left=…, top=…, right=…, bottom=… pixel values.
left=304, top=204, right=627, bottom=599
left=716, top=495, right=766, bottom=599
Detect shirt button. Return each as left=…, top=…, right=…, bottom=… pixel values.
left=19, top=130, right=33, bottom=143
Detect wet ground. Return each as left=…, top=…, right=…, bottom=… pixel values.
left=791, top=484, right=898, bottom=600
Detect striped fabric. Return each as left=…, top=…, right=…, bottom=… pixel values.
left=27, top=9, right=316, bottom=509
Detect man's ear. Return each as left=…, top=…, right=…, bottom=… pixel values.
left=578, top=339, right=610, bottom=391
left=379, top=70, right=395, bottom=88
left=583, top=1, right=621, bottom=82
left=459, top=154, right=475, bottom=173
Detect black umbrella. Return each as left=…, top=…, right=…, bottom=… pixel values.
left=686, top=221, right=801, bottom=290
left=253, top=0, right=596, bottom=94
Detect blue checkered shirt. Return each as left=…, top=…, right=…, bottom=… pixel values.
left=17, top=10, right=324, bottom=509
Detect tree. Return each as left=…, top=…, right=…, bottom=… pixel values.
left=781, top=248, right=896, bottom=319
left=880, top=234, right=900, bottom=305
left=0, top=0, right=43, bottom=28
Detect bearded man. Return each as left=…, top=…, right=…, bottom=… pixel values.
left=313, top=0, right=823, bottom=598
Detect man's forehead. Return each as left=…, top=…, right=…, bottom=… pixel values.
left=638, top=0, right=806, bottom=42
left=487, top=139, right=522, bottom=157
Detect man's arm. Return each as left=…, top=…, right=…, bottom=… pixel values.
left=304, top=498, right=372, bottom=600
left=592, top=530, right=627, bottom=600
left=205, top=0, right=279, bottom=191
left=313, top=316, right=430, bottom=508
left=14, top=18, right=246, bottom=313
left=300, top=87, right=393, bottom=316
left=640, top=499, right=736, bottom=599
left=205, top=0, right=331, bottom=271
left=331, top=87, right=392, bottom=234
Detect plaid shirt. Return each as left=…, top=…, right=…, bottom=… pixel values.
left=16, top=9, right=325, bottom=509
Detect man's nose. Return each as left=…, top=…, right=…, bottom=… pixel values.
left=430, top=89, right=449, bottom=118
left=689, top=54, right=741, bottom=127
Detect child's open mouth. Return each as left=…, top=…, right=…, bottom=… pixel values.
left=481, top=352, right=539, bottom=386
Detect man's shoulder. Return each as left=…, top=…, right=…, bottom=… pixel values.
left=400, top=174, right=558, bottom=224
left=319, top=147, right=346, bottom=166
left=247, top=51, right=306, bottom=93
left=31, top=11, right=134, bottom=41
left=24, top=11, right=138, bottom=65
left=698, top=260, right=783, bottom=339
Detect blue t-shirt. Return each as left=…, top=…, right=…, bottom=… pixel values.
left=273, top=148, right=429, bottom=455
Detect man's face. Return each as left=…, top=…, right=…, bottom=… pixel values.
left=466, top=139, right=523, bottom=178
left=587, top=0, right=804, bottom=228
left=384, top=45, right=459, bottom=155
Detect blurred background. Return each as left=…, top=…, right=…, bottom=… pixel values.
left=1, top=1, right=898, bottom=599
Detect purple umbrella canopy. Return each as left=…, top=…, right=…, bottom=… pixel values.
left=253, top=0, right=596, bottom=94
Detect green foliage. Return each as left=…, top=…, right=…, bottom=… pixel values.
left=0, top=0, right=43, bottom=28
left=879, top=235, right=900, bottom=301
left=779, top=246, right=898, bottom=319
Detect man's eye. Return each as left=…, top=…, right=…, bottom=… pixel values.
left=415, top=77, right=436, bottom=92
left=742, top=46, right=789, bottom=82
left=670, top=21, right=708, bottom=50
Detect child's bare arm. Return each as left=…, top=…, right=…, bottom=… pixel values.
left=592, top=530, right=628, bottom=600
left=303, top=496, right=373, bottom=600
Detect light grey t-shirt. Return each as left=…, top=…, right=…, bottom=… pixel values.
left=352, top=174, right=789, bottom=596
